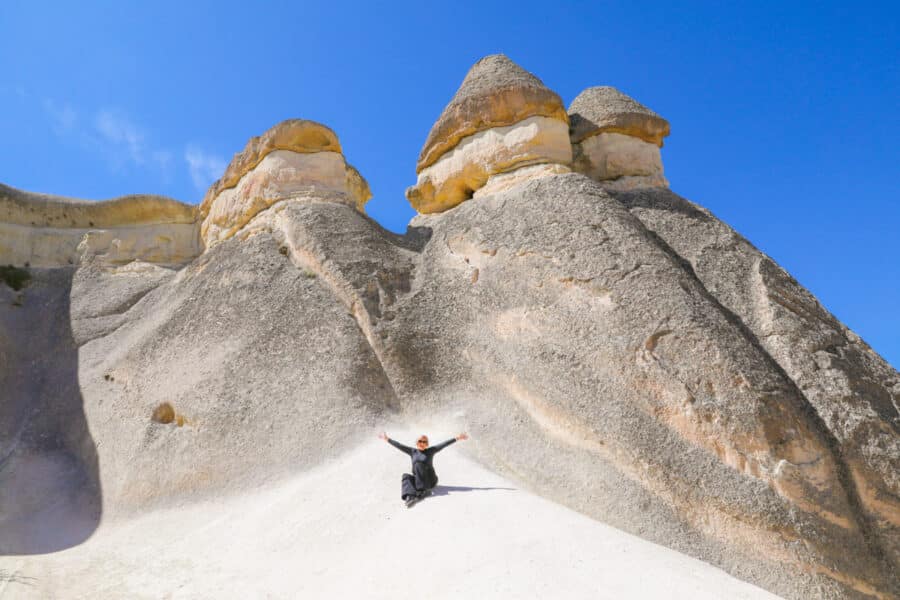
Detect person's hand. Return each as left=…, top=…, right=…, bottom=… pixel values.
left=378, top=432, right=389, bottom=442
left=456, top=432, right=469, bottom=441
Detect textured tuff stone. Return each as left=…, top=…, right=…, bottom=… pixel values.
left=200, top=120, right=372, bottom=246
left=568, top=86, right=670, bottom=146
left=407, top=116, right=572, bottom=213
left=568, top=88, right=669, bottom=189
left=417, top=55, right=568, bottom=172
left=199, top=119, right=343, bottom=218
left=407, top=55, right=572, bottom=213
left=395, top=174, right=898, bottom=599
left=609, top=185, right=900, bottom=583
left=3, top=62, right=898, bottom=600
left=573, top=132, right=667, bottom=188
left=0, top=184, right=200, bottom=267
left=0, top=183, right=197, bottom=228
left=4, top=173, right=899, bottom=599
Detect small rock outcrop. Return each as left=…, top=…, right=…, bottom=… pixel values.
left=199, top=119, right=371, bottom=246
left=406, top=54, right=573, bottom=213
left=568, top=86, right=670, bottom=189
left=0, top=184, right=200, bottom=267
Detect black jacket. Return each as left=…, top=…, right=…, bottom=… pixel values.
left=388, top=437, right=456, bottom=489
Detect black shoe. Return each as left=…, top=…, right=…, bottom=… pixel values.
left=405, top=496, right=418, bottom=508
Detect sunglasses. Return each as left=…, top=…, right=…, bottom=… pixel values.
left=417, top=439, right=428, bottom=444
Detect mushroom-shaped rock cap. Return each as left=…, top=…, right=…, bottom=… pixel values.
left=568, top=87, right=670, bottom=147
left=199, top=119, right=372, bottom=247
left=200, top=119, right=343, bottom=218
left=416, top=54, right=568, bottom=172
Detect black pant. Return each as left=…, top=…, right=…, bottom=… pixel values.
left=401, top=462, right=438, bottom=499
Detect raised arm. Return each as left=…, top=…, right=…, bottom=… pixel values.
left=432, top=432, right=469, bottom=454
left=428, top=438, right=456, bottom=454
left=381, top=433, right=413, bottom=456
left=429, top=432, right=467, bottom=454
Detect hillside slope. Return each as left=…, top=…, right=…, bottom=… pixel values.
left=2, top=431, right=781, bottom=600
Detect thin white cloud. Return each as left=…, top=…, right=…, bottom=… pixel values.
left=94, top=109, right=147, bottom=166
left=27, top=97, right=213, bottom=189
left=152, top=150, right=175, bottom=183
left=184, top=146, right=226, bottom=191
left=42, top=98, right=77, bottom=134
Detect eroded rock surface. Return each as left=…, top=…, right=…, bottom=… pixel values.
left=394, top=174, right=897, bottom=599
left=416, top=54, right=569, bottom=173
left=568, top=87, right=670, bottom=190
left=0, top=184, right=200, bottom=267
left=407, top=55, right=572, bottom=213
left=0, top=268, right=101, bottom=554
left=2, top=57, right=898, bottom=600
left=0, top=216, right=399, bottom=527
left=200, top=119, right=371, bottom=246
left=568, top=86, right=670, bottom=146
left=610, top=185, right=900, bottom=578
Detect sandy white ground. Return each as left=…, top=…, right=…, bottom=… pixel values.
left=1, top=428, right=782, bottom=599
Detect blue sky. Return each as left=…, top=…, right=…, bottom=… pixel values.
left=1, top=1, right=898, bottom=368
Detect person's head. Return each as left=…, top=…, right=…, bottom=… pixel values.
left=416, top=435, right=429, bottom=450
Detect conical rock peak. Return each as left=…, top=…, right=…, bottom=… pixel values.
left=416, top=54, right=568, bottom=172
left=568, top=86, right=669, bottom=147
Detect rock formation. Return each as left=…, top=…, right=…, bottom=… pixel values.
left=609, top=185, right=900, bottom=577
left=0, top=183, right=199, bottom=267
left=568, top=86, right=670, bottom=189
left=199, top=119, right=371, bottom=246
left=406, top=54, right=572, bottom=213
left=1, top=55, right=897, bottom=600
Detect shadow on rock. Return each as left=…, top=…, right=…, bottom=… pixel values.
left=0, top=570, right=37, bottom=586
left=431, top=484, right=516, bottom=497
left=0, top=268, right=102, bottom=554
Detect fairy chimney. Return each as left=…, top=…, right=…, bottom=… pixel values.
left=200, top=119, right=371, bottom=246
left=568, top=86, right=670, bottom=190
left=406, top=55, right=573, bottom=213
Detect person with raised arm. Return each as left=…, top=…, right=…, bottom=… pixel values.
left=378, top=431, right=469, bottom=507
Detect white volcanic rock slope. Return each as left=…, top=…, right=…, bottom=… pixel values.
left=3, top=430, right=781, bottom=600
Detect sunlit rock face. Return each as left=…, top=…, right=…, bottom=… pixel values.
left=2, top=55, right=899, bottom=600
left=399, top=174, right=898, bottom=600
left=608, top=184, right=900, bottom=585
left=0, top=184, right=199, bottom=267
left=199, top=119, right=371, bottom=246
left=406, top=55, right=572, bottom=213
left=568, top=86, right=670, bottom=190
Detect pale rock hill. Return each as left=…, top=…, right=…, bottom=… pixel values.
left=5, top=431, right=782, bottom=600
left=609, top=185, right=900, bottom=575
left=1, top=54, right=897, bottom=600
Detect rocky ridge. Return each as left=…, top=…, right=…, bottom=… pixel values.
left=1, top=55, right=897, bottom=600
left=0, top=183, right=199, bottom=267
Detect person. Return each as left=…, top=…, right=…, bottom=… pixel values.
left=378, top=431, right=469, bottom=506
